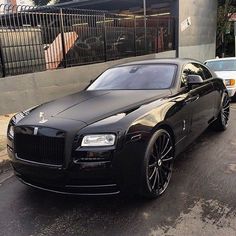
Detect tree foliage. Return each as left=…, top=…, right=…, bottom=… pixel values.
left=217, top=0, right=236, bottom=56
left=217, top=0, right=236, bottom=40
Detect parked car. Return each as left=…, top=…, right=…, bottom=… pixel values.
left=7, top=59, right=230, bottom=198
left=84, top=36, right=104, bottom=54
left=114, top=32, right=135, bottom=55
left=205, top=57, right=236, bottom=98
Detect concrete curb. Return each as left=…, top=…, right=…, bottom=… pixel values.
left=0, top=149, right=12, bottom=174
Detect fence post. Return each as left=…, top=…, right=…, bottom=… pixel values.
left=174, top=17, right=179, bottom=58
left=143, top=0, right=147, bottom=54
left=0, top=45, right=6, bottom=77
left=59, top=8, right=67, bottom=68
left=134, top=16, right=137, bottom=56
left=103, top=13, right=107, bottom=62
left=0, top=25, right=6, bottom=77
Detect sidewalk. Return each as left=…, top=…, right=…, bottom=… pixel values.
left=0, top=115, right=12, bottom=173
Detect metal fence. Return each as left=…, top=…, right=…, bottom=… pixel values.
left=0, top=4, right=176, bottom=77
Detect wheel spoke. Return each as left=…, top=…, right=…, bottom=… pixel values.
left=222, top=113, right=227, bottom=119
left=223, top=96, right=229, bottom=104
left=161, top=146, right=173, bottom=160
left=151, top=153, right=158, bottom=159
left=149, top=167, right=157, bottom=180
left=223, top=105, right=230, bottom=110
left=223, top=110, right=229, bottom=115
left=153, top=143, right=159, bottom=157
left=222, top=110, right=229, bottom=123
left=162, top=156, right=174, bottom=162
left=156, top=135, right=165, bottom=156
left=161, top=137, right=170, bottom=155
left=223, top=101, right=228, bottom=107
left=156, top=169, right=160, bottom=191
left=223, top=110, right=229, bottom=116
left=151, top=168, right=158, bottom=190
left=149, top=162, right=157, bottom=168
left=223, top=112, right=229, bottom=119
left=224, top=99, right=230, bottom=106
left=158, top=135, right=162, bottom=150
left=161, top=135, right=166, bottom=151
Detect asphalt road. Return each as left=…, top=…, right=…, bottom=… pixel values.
left=1, top=108, right=236, bottom=236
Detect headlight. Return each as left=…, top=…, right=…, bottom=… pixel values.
left=8, top=124, right=14, bottom=138
left=224, top=79, right=235, bottom=87
left=81, top=134, right=116, bottom=147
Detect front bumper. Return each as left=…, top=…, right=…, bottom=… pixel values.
left=9, top=146, right=120, bottom=195
left=17, top=176, right=119, bottom=196
left=8, top=138, right=146, bottom=196
left=14, top=165, right=120, bottom=196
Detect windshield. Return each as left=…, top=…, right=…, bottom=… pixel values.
left=205, top=60, right=236, bottom=71
left=87, top=64, right=177, bottom=90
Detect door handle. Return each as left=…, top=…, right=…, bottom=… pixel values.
left=185, top=95, right=200, bottom=103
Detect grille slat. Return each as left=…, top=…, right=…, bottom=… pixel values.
left=15, top=131, right=65, bottom=166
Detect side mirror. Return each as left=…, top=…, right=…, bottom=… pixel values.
left=187, top=75, right=204, bottom=85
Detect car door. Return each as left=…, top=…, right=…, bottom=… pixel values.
left=182, top=63, right=215, bottom=141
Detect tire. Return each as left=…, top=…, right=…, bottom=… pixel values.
left=211, top=92, right=230, bottom=131
left=140, top=129, right=174, bottom=199
left=230, top=94, right=236, bottom=102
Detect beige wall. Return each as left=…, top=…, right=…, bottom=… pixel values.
left=179, top=43, right=216, bottom=63
left=0, top=51, right=176, bottom=115
left=178, top=0, right=217, bottom=61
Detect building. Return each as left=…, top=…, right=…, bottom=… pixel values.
left=0, top=0, right=218, bottom=115
left=54, top=0, right=218, bottom=62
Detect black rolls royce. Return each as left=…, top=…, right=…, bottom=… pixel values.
left=7, top=59, right=230, bottom=198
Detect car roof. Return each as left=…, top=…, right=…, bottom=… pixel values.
left=115, top=58, right=201, bottom=67
left=205, top=57, right=236, bottom=63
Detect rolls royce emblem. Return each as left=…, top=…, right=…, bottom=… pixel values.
left=39, top=112, right=48, bottom=124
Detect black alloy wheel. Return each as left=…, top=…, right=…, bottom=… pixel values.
left=211, top=92, right=230, bottom=131
left=221, top=94, right=230, bottom=127
left=140, top=129, right=174, bottom=198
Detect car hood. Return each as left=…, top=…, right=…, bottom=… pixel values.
left=215, top=71, right=236, bottom=80
left=19, top=90, right=171, bottom=126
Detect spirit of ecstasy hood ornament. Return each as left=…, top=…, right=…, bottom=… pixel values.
left=39, top=112, right=48, bottom=124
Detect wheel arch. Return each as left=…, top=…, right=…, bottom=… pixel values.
left=152, top=122, right=176, bottom=147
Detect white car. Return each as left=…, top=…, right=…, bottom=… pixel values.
left=205, top=57, right=236, bottom=98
